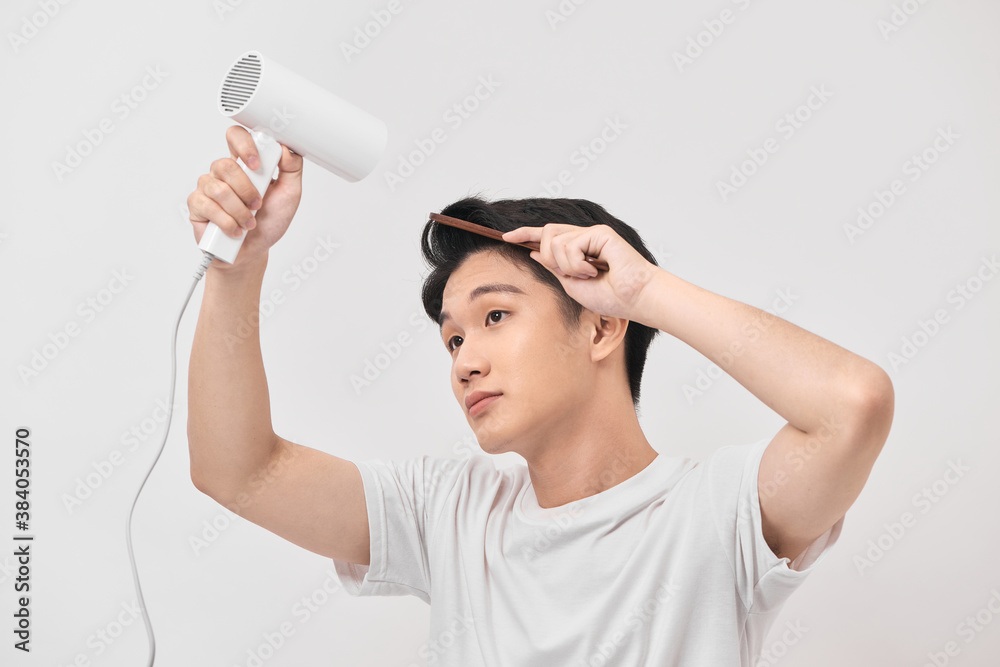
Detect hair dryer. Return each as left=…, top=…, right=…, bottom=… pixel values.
left=198, top=50, right=388, bottom=264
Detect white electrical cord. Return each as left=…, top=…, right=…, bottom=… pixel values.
left=125, top=251, right=216, bottom=667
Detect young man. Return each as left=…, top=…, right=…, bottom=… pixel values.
left=187, top=126, right=894, bottom=666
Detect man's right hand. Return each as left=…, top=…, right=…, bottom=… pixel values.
left=187, top=125, right=304, bottom=270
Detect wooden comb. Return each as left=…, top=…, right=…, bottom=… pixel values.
left=428, top=212, right=609, bottom=272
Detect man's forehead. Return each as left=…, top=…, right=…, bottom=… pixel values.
left=443, top=252, right=525, bottom=298
left=439, top=254, right=533, bottom=328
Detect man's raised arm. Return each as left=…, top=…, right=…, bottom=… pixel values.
left=637, top=270, right=894, bottom=563
left=185, top=126, right=369, bottom=565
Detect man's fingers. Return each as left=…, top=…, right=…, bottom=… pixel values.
left=551, top=240, right=572, bottom=276
left=502, top=226, right=538, bottom=242
left=188, top=190, right=245, bottom=239
left=208, top=159, right=261, bottom=212
left=275, top=144, right=303, bottom=177
left=225, top=124, right=259, bottom=170
left=198, top=172, right=256, bottom=234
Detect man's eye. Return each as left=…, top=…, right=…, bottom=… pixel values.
left=446, top=311, right=509, bottom=353
left=485, top=309, right=510, bottom=330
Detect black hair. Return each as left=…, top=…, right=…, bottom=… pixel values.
left=419, top=194, right=661, bottom=411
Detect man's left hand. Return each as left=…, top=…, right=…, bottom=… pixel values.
left=501, top=223, right=660, bottom=321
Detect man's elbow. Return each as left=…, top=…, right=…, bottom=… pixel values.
left=189, top=455, right=220, bottom=500
left=845, top=365, right=895, bottom=452
left=187, top=434, right=231, bottom=504
left=189, top=461, right=214, bottom=498
left=189, top=462, right=244, bottom=511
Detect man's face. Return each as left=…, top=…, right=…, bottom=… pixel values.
left=439, top=250, right=594, bottom=456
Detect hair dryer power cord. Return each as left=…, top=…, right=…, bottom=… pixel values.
left=125, top=251, right=215, bottom=667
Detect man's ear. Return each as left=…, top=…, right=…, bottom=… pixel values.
left=588, top=312, right=629, bottom=363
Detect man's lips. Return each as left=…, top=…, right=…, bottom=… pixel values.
left=468, top=394, right=501, bottom=416
left=465, top=390, right=502, bottom=410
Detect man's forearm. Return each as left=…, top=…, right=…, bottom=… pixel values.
left=635, top=268, right=890, bottom=436
left=188, top=252, right=278, bottom=500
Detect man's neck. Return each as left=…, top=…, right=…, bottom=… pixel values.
left=523, top=415, right=659, bottom=509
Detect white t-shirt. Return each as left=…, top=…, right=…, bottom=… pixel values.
left=332, top=437, right=844, bottom=666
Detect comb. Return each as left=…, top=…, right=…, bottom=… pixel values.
left=427, top=212, right=609, bottom=272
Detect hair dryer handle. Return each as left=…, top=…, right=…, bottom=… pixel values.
left=198, top=130, right=283, bottom=264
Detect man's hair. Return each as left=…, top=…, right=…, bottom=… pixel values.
left=419, top=195, right=661, bottom=410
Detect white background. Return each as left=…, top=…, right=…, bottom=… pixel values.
left=2, top=1, right=998, bottom=665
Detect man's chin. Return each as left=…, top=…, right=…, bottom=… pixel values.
left=470, top=427, right=516, bottom=457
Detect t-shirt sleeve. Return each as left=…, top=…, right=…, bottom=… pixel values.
left=706, top=436, right=845, bottom=614
left=331, top=455, right=453, bottom=605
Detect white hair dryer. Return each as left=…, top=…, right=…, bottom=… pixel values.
left=198, top=50, right=388, bottom=263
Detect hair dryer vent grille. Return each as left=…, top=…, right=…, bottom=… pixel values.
left=220, top=53, right=262, bottom=114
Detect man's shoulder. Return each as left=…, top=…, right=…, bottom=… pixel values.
left=433, top=452, right=528, bottom=489
left=363, top=451, right=527, bottom=497
left=403, top=453, right=528, bottom=524
left=663, top=437, right=770, bottom=501
left=693, top=436, right=770, bottom=473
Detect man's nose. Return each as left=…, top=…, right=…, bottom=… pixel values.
left=455, top=341, right=489, bottom=381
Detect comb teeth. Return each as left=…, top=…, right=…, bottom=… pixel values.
left=220, top=53, right=262, bottom=114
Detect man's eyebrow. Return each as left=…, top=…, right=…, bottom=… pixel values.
left=438, top=283, right=527, bottom=329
